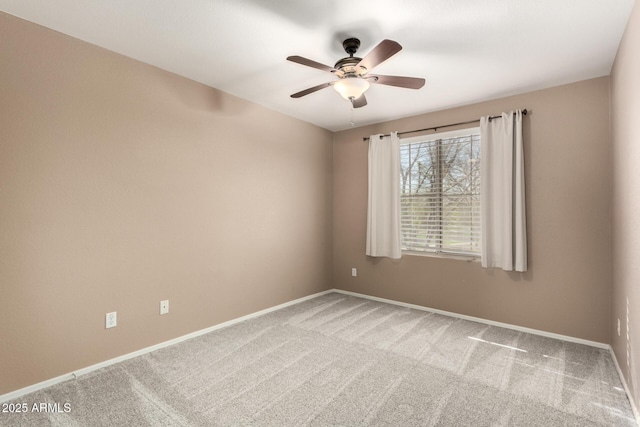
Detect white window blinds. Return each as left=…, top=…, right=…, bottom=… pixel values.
left=400, top=129, right=481, bottom=256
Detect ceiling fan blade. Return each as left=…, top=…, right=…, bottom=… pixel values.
left=357, top=40, right=402, bottom=73
left=287, top=56, right=336, bottom=73
left=290, top=82, right=334, bottom=98
left=351, top=94, right=367, bottom=108
left=368, top=74, right=426, bottom=89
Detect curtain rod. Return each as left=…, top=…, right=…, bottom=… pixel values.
left=362, top=109, right=527, bottom=141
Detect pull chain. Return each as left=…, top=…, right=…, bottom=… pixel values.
left=350, top=102, right=355, bottom=127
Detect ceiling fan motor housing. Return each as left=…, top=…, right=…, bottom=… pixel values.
left=334, top=57, right=365, bottom=75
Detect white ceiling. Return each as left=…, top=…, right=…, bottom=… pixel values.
left=0, top=0, right=635, bottom=131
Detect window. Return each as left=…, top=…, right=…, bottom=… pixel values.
left=400, top=128, right=481, bottom=257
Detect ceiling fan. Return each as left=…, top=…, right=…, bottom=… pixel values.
left=287, top=38, right=425, bottom=108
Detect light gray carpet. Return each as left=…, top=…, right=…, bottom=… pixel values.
left=1, top=292, right=636, bottom=426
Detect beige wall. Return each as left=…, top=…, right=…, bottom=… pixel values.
left=611, top=0, right=640, bottom=412
left=333, top=77, right=612, bottom=344
left=0, top=13, right=333, bottom=395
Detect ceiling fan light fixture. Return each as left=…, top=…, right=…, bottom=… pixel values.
left=333, top=77, right=370, bottom=100
left=288, top=38, right=423, bottom=108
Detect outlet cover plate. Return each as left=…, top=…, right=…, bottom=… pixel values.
left=160, top=300, right=169, bottom=315
left=106, top=312, right=117, bottom=329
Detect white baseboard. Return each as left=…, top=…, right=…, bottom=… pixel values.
left=0, top=289, right=334, bottom=404
left=609, top=346, right=640, bottom=425
left=332, top=289, right=610, bottom=349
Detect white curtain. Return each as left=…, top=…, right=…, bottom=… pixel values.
left=366, top=132, right=402, bottom=259
left=480, top=110, right=527, bottom=272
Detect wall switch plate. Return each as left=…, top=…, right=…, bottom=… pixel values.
left=106, top=312, right=117, bottom=329
left=617, top=318, right=621, bottom=336
left=160, top=300, right=169, bottom=315
left=352, top=268, right=357, bottom=277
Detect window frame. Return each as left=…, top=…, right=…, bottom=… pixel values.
left=399, top=127, right=481, bottom=259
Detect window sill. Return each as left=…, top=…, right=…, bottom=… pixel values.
left=402, top=250, right=480, bottom=262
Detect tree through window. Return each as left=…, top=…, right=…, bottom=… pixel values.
left=400, top=128, right=481, bottom=256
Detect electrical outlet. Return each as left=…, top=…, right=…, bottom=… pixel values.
left=352, top=268, right=357, bottom=277
left=160, top=300, right=169, bottom=315
left=106, top=312, right=117, bottom=329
